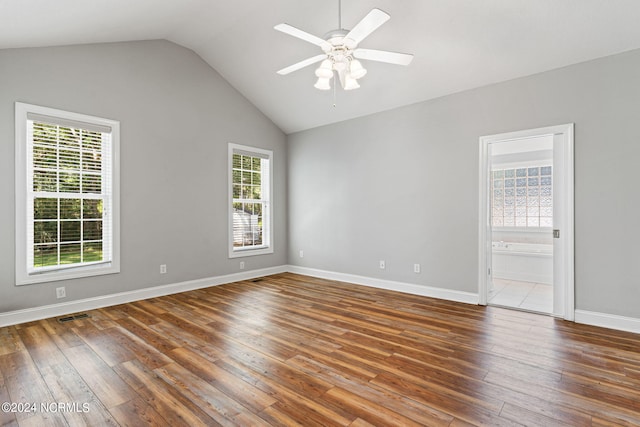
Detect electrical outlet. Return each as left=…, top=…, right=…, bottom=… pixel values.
left=379, top=260, right=386, bottom=269
left=239, top=261, right=245, bottom=270
left=414, top=263, right=421, bottom=273
left=299, top=250, right=304, bottom=258
left=56, top=287, right=66, bottom=299
left=160, top=264, right=167, bottom=274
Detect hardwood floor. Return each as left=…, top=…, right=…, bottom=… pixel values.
left=1, top=272, right=640, bottom=426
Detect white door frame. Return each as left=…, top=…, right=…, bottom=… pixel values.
left=478, top=124, right=574, bottom=320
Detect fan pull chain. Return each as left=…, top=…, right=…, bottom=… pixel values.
left=338, top=0, right=342, bottom=29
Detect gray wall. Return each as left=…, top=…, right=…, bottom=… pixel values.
left=0, top=40, right=287, bottom=312
left=288, top=48, right=640, bottom=319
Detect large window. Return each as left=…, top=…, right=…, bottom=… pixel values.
left=491, top=165, right=552, bottom=227
left=15, top=103, right=120, bottom=285
left=228, top=144, right=273, bottom=257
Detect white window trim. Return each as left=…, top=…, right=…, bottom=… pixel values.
left=15, top=102, right=120, bottom=285
left=228, top=143, right=273, bottom=258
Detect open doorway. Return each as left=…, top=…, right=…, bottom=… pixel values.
left=487, top=136, right=554, bottom=313
left=479, top=124, right=574, bottom=320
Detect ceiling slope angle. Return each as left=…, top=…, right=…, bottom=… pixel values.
left=3, top=1, right=640, bottom=133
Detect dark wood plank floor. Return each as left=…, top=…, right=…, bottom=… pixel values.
left=1, top=273, right=640, bottom=426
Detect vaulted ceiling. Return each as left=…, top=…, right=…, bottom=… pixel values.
left=3, top=1, right=640, bottom=134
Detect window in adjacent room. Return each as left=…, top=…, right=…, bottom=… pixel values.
left=491, top=165, right=552, bottom=228
left=15, top=102, right=120, bottom=285
left=228, top=143, right=273, bottom=257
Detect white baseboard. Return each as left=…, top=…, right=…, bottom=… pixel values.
left=574, top=309, right=640, bottom=335
left=287, top=265, right=479, bottom=305
left=0, top=265, right=288, bottom=327
left=6, top=264, right=638, bottom=337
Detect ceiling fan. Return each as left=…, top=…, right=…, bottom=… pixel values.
left=274, top=2, right=414, bottom=91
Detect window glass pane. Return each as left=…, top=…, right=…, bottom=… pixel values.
left=33, top=123, right=58, bottom=147
left=83, top=242, right=103, bottom=262
left=60, top=243, right=81, bottom=264
left=82, top=131, right=102, bottom=151
left=83, top=220, right=102, bottom=241
left=540, top=176, right=552, bottom=186
left=59, top=127, right=80, bottom=148
left=59, top=149, right=80, bottom=170
left=528, top=177, right=539, bottom=186
left=34, top=244, right=58, bottom=268
left=540, top=166, right=552, bottom=176
left=540, top=207, right=553, bottom=217
left=33, top=146, right=57, bottom=169
left=82, top=174, right=102, bottom=193
left=233, top=184, right=241, bottom=199
left=61, top=199, right=81, bottom=219
left=493, top=170, right=504, bottom=179
left=504, top=179, right=514, bottom=188
left=528, top=167, right=539, bottom=176
left=59, top=172, right=80, bottom=192
left=34, top=198, right=58, bottom=219
left=232, top=154, right=241, bottom=169
left=83, top=200, right=103, bottom=219
left=60, top=221, right=81, bottom=242
left=82, top=150, right=102, bottom=171
left=242, top=155, right=252, bottom=170
left=516, top=168, right=527, bottom=177
left=34, top=221, right=57, bottom=244
left=516, top=178, right=526, bottom=187
left=505, top=169, right=515, bottom=178
left=34, top=170, right=57, bottom=192
left=493, top=179, right=503, bottom=188
left=252, top=157, right=261, bottom=171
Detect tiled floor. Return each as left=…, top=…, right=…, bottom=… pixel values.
left=488, top=278, right=553, bottom=314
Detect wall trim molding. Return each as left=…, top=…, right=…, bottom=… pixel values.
left=574, top=309, right=640, bottom=335
left=0, top=265, right=288, bottom=327
left=287, top=265, right=479, bottom=305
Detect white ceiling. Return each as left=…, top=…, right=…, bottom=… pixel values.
left=3, top=1, right=640, bottom=134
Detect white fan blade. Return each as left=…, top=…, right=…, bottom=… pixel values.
left=354, top=48, right=414, bottom=66
left=274, top=24, right=331, bottom=51
left=277, top=54, right=327, bottom=75
left=344, top=8, right=390, bottom=46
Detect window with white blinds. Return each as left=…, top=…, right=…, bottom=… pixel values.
left=228, top=143, right=273, bottom=258
left=15, top=103, right=120, bottom=285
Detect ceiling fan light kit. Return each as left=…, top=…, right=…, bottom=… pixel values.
left=275, top=4, right=413, bottom=92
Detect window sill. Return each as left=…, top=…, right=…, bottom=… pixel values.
left=492, top=227, right=552, bottom=234
left=16, top=262, right=120, bottom=286
left=229, top=246, right=273, bottom=258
